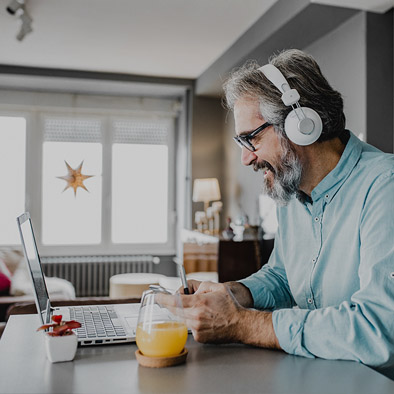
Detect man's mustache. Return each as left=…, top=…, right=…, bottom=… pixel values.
left=253, top=160, right=275, bottom=174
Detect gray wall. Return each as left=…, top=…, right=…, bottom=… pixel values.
left=220, top=12, right=370, bottom=226
left=365, top=10, right=393, bottom=153
left=222, top=112, right=263, bottom=226
left=305, top=12, right=367, bottom=141
left=191, top=97, right=225, bottom=229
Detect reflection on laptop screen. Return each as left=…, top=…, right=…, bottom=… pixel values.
left=18, top=214, right=51, bottom=323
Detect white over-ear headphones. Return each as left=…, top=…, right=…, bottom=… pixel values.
left=258, top=64, right=322, bottom=146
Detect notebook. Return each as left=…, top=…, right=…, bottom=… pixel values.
left=16, top=212, right=167, bottom=346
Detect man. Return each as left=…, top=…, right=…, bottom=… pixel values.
left=162, top=49, right=394, bottom=369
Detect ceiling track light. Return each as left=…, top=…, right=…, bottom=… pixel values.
left=6, top=0, right=33, bottom=42
left=6, top=0, right=24, bottom=15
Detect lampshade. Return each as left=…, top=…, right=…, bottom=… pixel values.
left=192, top=178, right=221, bottom=203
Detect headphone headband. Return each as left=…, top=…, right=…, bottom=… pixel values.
left=257, top=63, right=322, bottom=146
left=258, top=64, right=289, bottom=94
left=258, top=64, right=301, bottom=107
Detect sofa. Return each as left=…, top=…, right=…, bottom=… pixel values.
left=0, top=248, right=77, bottom=321
left=0, top=248, right=77, bottom=337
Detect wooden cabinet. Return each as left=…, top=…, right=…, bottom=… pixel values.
left=183, top=231, right=218, bottom=274
left=182, top=230, right=274, bottom=282
left=217, top=236, right=261, bottom=283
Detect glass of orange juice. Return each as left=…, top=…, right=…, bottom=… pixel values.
left=136, top=290, right=187, bottom=358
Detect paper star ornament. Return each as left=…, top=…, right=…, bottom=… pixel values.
left=57, top=160, right=94, bottom=196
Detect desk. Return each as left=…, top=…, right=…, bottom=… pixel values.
left=1, top=315, right=393, bottom=394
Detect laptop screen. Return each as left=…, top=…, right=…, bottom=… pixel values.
left=17, top=212, right=51, bottom=324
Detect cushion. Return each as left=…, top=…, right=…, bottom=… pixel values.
left=0, top=247, right=76, bottom=300
left=0, top=257, right=12, bottom=295
left=10, top=263, right=75, bottom=299
left=0, top=273, right=11, bottom=295
left=0, top=257, right=12, bottom=276
left=9, top=262, right=31, bottom=296
left=46, top=277, right=76, bottom=299
left=0, top=249, right=24, bottom=275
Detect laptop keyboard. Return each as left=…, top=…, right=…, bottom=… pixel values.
left=69, top=306, right=127, bottom=339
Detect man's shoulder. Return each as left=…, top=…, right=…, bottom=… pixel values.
left=357, top=147, right=394, bottom=179
left=347, top=147, right=394, bottom=205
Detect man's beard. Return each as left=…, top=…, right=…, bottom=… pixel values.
left=254, top=138, right=303, bottom=206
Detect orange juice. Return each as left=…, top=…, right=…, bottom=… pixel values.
left=136, top=321, right=188, bottom=357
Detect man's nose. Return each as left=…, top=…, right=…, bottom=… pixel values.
left=241, top=147, right=257, bottom=166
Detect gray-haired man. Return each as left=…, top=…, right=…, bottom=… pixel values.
left=161, top=49, right=394, bottom=370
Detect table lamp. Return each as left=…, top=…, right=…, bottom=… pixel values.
left=192, top=178, right=221, bottom=213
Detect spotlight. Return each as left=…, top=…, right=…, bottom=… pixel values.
left=16, top=11, right=33, bottom=41
left=6, top=0, right=33, bottom=41
left=6, top=0, right=24, bottom=15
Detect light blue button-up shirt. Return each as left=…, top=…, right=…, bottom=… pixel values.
left=239, top=131, right=394, bottom=368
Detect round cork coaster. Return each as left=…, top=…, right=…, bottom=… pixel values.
left=135, top=348, right=188, bottom=368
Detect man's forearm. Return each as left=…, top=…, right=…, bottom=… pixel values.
left=226, top=282, right=281, bottom=349
left=236, top=308, right=281, bottom=349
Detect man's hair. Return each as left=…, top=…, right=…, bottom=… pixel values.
left=223, top=49, right=346, bottom=142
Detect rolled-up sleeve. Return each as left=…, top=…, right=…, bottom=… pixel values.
left=239, top=224, right=296, bottom=311
left=272, top=171, right=394, bottom=368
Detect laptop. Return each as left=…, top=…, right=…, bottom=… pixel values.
left=16, top=212, right=169, bottom=346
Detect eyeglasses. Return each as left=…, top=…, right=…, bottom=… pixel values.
left=233, top=122, right=272, bottom=152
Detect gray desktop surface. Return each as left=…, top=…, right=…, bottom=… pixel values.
left=0, top=315, right=393, bottom=394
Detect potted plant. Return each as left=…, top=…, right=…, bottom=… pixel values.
left=37, top=315, right=81, bottom=363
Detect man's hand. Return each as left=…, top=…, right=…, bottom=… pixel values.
left=158, top=281, right=281, bottom=349
left=183, top=281, right=242, bottom=343
left=178, top=279, right=202, bottom=294
left=179, top=280, right=254, bottom=308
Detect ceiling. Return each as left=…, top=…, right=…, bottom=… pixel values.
left=0, top=0, right=277, bottom=79
left=0, top=0, right=392, bottom=96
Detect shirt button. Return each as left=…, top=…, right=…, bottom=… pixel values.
left=307, top=298, right=313, bottom=304
left=325, top=194, right=329, bottom=199
left=390, top=272, right=394, bottom=279
left=312, top=258, right=316, bottom=263
left=314, top=217, right=320, bottom=222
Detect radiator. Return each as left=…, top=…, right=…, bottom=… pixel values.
left=41, top=255, right=159, bottom=297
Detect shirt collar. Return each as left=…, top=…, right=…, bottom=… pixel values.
left=309, top=130, right=362, bottom=203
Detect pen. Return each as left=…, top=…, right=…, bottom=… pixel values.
left=178, top=264, right=189, bottom=295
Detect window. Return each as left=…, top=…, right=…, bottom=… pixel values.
left=0, top=89, right=189, bottom=256
left=36, top=111, right=175, bottom=254
left=42, top=116, right=103, bottom=245
left=0, top=115, right=26, bottom=245
left=111, top=118, right=172, bottom=244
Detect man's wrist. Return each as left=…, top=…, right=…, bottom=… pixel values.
left=233, top=307, right=250, bottom=343
left=233, top=308, right=281, bottom=350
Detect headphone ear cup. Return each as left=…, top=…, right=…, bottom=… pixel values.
left=284, top=107, right=322, bottom=146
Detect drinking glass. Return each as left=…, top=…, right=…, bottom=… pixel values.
left=136, top=289, right=187, bottom=358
